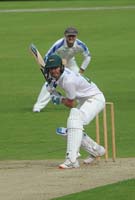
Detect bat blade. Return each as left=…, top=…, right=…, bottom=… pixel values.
left=29, top=43, right=47, bottom=79
left=29, top=44, right=45, bottom=68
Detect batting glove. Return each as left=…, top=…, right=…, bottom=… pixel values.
left=51, top=92, right=63, bottom=105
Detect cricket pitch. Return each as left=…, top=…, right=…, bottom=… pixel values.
left=0, top=158, right=135, bottom=200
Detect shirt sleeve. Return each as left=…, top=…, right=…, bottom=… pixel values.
left=80, top=55, right=91, bottom=70
left=44, top=38, right=64, bottom=62
left=76, top=39, right=91, bottom=70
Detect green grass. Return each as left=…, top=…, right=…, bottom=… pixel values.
left=0, top=0, right=135, bottom=160
left=51, top=179, right=135, bottom=200
left=0, top=0, right=135, bottom=9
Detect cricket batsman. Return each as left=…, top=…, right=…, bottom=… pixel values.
left=33, top=27, right=91, bottom=112
left=43, top=54, right=105, bottom=169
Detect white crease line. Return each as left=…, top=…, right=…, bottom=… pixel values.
left=0, top=6, right=135, bottom=13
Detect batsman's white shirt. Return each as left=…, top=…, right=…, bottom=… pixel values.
left=56, top=68, right=102, bottom=100
left=44, top=38, right=91, bottom=71
left=56, top=68, right=105, bottom=125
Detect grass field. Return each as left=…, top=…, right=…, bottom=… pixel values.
left=0, top=0, right=135, bottom=199
left=52, top=179, right=135, bottom=200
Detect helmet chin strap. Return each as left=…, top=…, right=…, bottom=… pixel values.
left=60, top=65, right=65, bottom=74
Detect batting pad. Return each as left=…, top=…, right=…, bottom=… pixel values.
left=66, top=108, right=83, bottom=163
left=81, top=133, right=100, bottom=157
left=66, top=129, right=83, bottom=163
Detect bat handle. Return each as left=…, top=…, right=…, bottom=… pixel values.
left=40, top=68, right=46, bottom=79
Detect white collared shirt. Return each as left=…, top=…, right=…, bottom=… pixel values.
left=56, top=68, right=102, bottom=100
left=44, top=38, right=91, bottom=70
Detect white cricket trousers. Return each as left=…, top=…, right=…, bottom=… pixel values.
left=77, top=93, right=105, bottom=125
left=66, top=93, right=105, bottom=163
left=33, top=58, right=79, bottom=111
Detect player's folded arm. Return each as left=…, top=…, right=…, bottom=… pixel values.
left=61, top=98, right=76, bottom=108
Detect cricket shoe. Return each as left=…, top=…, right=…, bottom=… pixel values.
left=59, top=159, right=80, bottom=169
left=83, top=146, right=105, bottom=164
left=33, top=108, right=41, bottom=113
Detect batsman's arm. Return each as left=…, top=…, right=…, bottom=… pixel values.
left=61, top=98, right=76, bottom=108
left=51, top=91, right=76, bottom=107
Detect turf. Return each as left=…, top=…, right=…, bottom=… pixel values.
left=0, top=0, right=135, bottom=160
left=51, top=179, right=135, bottom=200
left=0, top=0, right=135, bottom=9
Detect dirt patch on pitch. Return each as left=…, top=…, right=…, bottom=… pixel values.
left=0, top=158, right=135, bottom=200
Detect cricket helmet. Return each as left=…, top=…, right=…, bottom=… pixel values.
left=45, top=54, right=62, bottom=69
left=44, top=54, right=64, bottom=83
left=64, top=27, right=78, bottom=36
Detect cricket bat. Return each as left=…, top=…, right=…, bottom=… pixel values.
left=29, top=43, right=46, bottom=78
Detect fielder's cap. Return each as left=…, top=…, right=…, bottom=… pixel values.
left=45, top=54, right=62, bottom=69
left=64, top=27, right=78, bottom=36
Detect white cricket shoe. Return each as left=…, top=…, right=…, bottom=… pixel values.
left=59, top=159, right=80, bottom=169
left=83, top=146, right=105, bottom=164
left=33, top=108, right=41, bottom=113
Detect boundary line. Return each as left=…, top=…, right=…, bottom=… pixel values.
left=0, top=6, right=135, bottom=13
